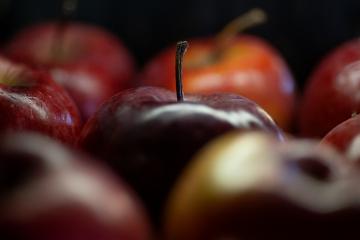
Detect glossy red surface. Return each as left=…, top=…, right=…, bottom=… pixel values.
left=140, top=36, right=296, bottom=130
left=321, top=114, right=360, bottom=163
left=0, top=132, right=152, bottom=240
left=79, top=86, right=283, bottom=223
left=5, top=22, right=135, bottom=120
left=0, top=57, right=80, bottom=145
left=299, top=39, right=360, bottom=138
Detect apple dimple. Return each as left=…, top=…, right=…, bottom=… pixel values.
left=0, top=60, right=34, bottom=88
left=287, top=157, right=331, bottom=182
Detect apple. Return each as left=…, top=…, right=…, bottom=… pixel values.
left=0, top=56, right=80, bottom=145
left=0, top=132, right=152, bottom=240
left=164, top=131, right=360, bottom=239
left=299, top=38, right=360, bottom=138
left=321, top=114, right=360, bottom=164
left=5, top=18, right=135, bottom=120
left=79, top=41, right=283, bottom=223
left=139, top=9, right=296, bottom=130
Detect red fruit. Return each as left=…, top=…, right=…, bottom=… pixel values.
left=139, top=9, right=296, bottom=130
left=79, top=41, right=283, bottom=223
left=0, top=57, right=80, bottom=145
left=321, top=114, right=360, bottom=163
left=5, top=22, right=135, bottom=120
left=299, top=39, right=360, bottom=138
left=0, top=132, right=152, bottom=240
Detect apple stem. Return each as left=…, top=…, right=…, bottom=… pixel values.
left=61, top=0, right=78, bottom=23
left=52, top=0, right=79, bottom=59
left=176, top=41, right=189, bottom=102
left=215, top=8, right=267, bottom=51
left=185, top=8, right=267, bottom=69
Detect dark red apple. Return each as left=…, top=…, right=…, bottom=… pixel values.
left=139, top=9, right=296, bottom=130
left=5, top=20, right=135, bottom=120
left=299, top=39, right=360, bottom=138
left=79, top=41, right=283, bottom=222
left=321, top=114, right=360, bottom=163
left=164, top=132, right=360, bottom=240
left=0, top=132, right=152, bottom=240
left=0, top=56, right=80, bottom=145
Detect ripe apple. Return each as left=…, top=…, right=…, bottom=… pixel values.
left=164, top=132, right=360, bottom=240
left=139, top=9, right=296, bottom=130
left=321, top=114, right=360, bottom=164
left=5, top=21, right=135, bottom=120
left=299, top=39, right=360, bottom=138
left=0, top=132, right=152, bottom=240
left=0, top=56, right=80, bottom=145
left=79, top=41, right=283, bottom=223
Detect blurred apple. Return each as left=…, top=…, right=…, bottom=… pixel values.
left=5, top=21, right=135, bottom=120
left=164, top=132, right=360, bottom=239
left=0, top=132, right=152, bottom=240
left=0, top=56, right=80, bottom=145
left=139, top=9, right=296, bottom=130
left=79, top=41, right=283, bottom=223
left=321, top=114, right=360, bottom=164
left=299, top=39, right=360, bottom=138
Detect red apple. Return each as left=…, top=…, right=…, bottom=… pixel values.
left=0, top=132, right=152, bottom=240
left=139, top=9, right=296, bottom=130
left=321, top=114, right=360, bottom=164
left=79, top=41, right=283, bottom=223
left=0, top=56, right=80, bottom=145
left=5, top=21, right=135, bottom=120
left=299, top=38, right=360, bottom=138
left=164, top=132, right=360, bottom=239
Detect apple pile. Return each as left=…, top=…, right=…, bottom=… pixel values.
left=4, top=1, right=135, bottom=121
left=139, top=9, right=296, bottom=131
left=79, top=41, right=283, bottom=223
left=2, top=4, right=360, bottom=240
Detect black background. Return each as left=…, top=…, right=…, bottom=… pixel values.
left=1, top=0, right=360, bottom=88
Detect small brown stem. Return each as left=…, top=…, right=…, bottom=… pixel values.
left=175, top=41, right=189, bottom=102
left=186, top=8, right=267, bottom=69
left=52, top=0, right=79, bottom=61
left=215, top=8, right=267, bottom=50
left=61, top=0, right=78, bottom=21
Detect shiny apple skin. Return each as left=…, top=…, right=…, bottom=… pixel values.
left=5, top=22, right=135, bottom=120
left=79, top=86, right=283, bottom=222
left=299, top=39, right=360, bottom=138
left=321, top=114, right=360, bottom=163
left=139, top=36, right=296, bottom=130
left=0, top=57, right=80, bottom=145
left=0, top=132, right=152, bottom=240
left=164, top=132, right=360, bottom=240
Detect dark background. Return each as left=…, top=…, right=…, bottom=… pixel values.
left=1, top=0, right=360, bottom=88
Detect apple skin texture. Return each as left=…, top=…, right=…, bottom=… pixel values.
left=5, top=22, right=135, bottom=120
left=300, top=39, right=360, bottom=138
left=0, top=132, right=152, bottom=240
left=79, top=86, right=283, bottom=221
left=164, top=132, right=360, bottom=240
left=140, top=36, right=296, bottom=130
left=0, top=57, right=80, bottom=145
left=322, top=114, right=360, bottom=163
